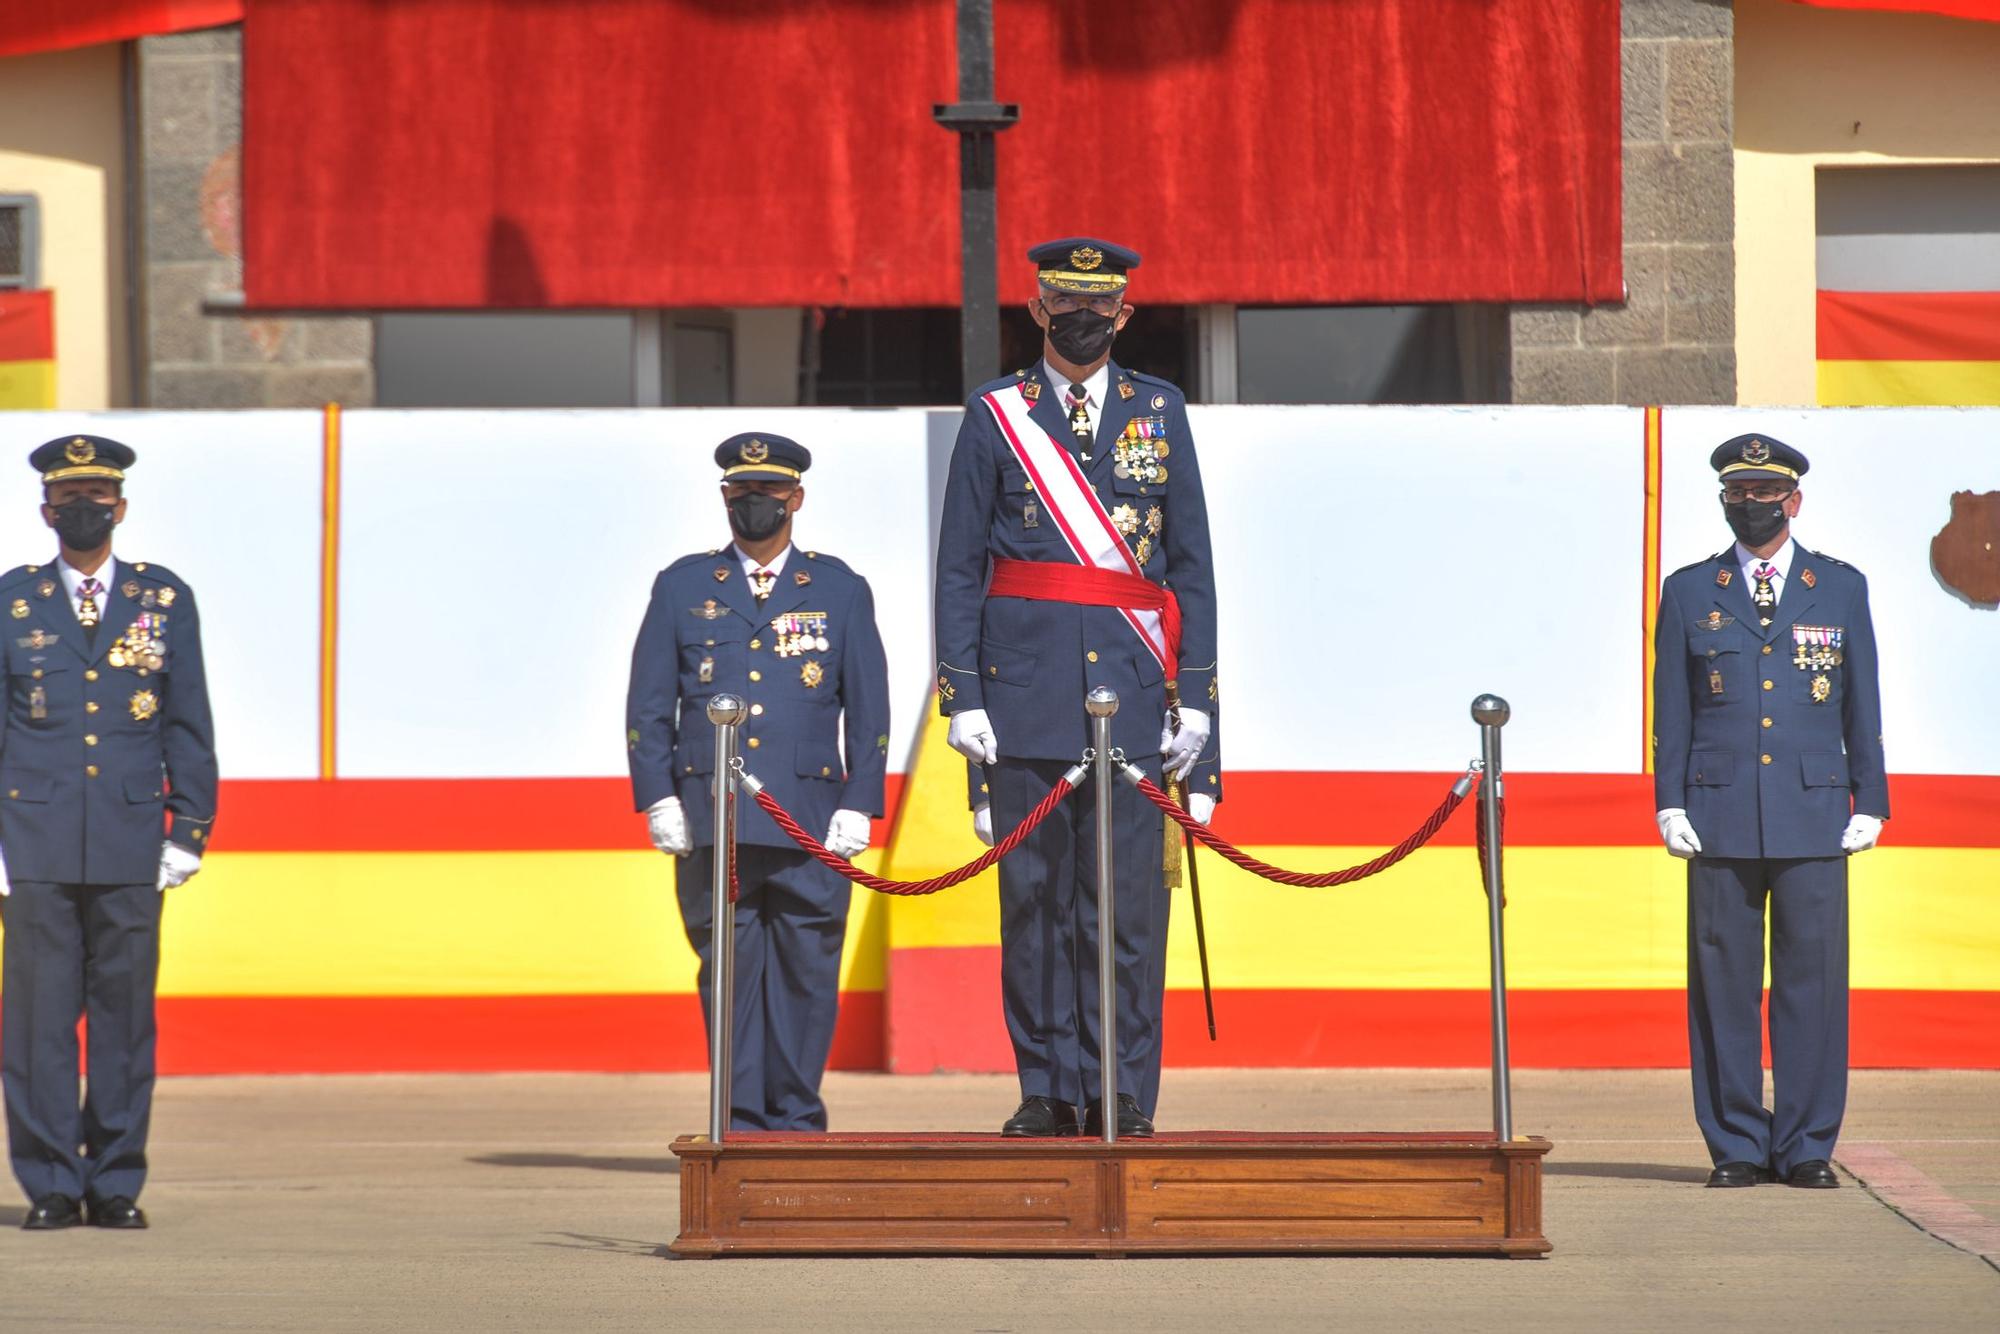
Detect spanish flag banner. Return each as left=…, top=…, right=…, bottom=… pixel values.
left=0, top=289, right=56, bottom=409
left=1817, top=290, right=2000, bottom=406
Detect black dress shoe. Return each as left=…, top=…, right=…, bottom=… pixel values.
left=1705, top=1161, right=1774, bottom=1188
left=1083, top=1093, right=1155, bottom=1138
left=86, top=1196, right=149, bottom=1229
left=1786, top=1160, right=1840, bottom=1189
left=1001, top=1096, right=1080, bottom=1137
left=22, top=1194, right=83, bottom=1230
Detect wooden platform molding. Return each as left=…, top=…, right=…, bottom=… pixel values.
left=671, top=1130, right=1553, bottom=1258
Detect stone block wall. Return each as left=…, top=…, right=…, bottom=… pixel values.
left=139, top=26, right=374, bottom=408
left=1510, top=0, right=1737, bottom=404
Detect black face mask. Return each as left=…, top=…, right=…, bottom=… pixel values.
left=1723, top=497, right=1789, bottom=547
left=51, top=499, right=118, bottom=551
left=1044, top=306, right=1119, bottom=365
left=727, top=493, right=791, bottom=542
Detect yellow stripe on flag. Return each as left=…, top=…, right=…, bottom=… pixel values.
left=1817, top=359, right=2000, bottom=406
left=0, top=359, right=57, bottom=409
left=125, top=849, right=889, bottom=997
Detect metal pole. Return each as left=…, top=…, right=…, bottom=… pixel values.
left=934, top=0, right=1019, bottom=398
left=1471, top=694, right=1514, bottom=1143
left=1085, top=686, right=1120, bottom=1144
left=706, top=693, right=748, bottom=1142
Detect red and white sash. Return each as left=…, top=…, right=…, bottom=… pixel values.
left=980, top=384, right=1172, bottom=674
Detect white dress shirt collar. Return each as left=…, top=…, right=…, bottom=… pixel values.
left=734, top=543, right=792, bottom=580
left=1043, top=357, right=1110, bottom=410
left=57, top=554, right=116, bottom=610
left=1735, top=536, right=1796, bottom=587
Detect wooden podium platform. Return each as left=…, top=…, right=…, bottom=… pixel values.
left=671, top=1130, right=1552, bottom=1258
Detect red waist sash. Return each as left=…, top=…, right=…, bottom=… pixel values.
left=987, top=558, right=1182, bottom=682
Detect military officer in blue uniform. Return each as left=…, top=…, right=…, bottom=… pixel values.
left=935, top=239, right=1222, bottom=1137
left=1653, top=435, right=1887, bottom=1190
left=1, top=435, right=217, bottom=1230
left=627, top=433, right=890, bottom=1131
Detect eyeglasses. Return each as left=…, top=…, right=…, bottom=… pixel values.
left=1720, top=486, right=1795, bottom=505
left=1041, top=294, right=1124, bottom=317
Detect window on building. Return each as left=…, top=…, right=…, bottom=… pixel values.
left=0, top=195, right=40, bottom=290
left=1234, top=304, right=1506, bottom=404
left=375, top=312, right=638, bottom=408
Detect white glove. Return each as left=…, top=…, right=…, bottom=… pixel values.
left=972, top=802, right=995, bottom=848
left=1656, top=808, right=1702, bottom=859
left=1160, top=708, right=1211, bottom=782
left=0, top=845, right=10, bottom=898
left=824, top=808, right=872, bottom=860
left=1840, top=813, right=1883, bottom=854
left=947, top=709, right=999, bottom=765
left=1188, top=793, right=1216, bottom=826
left=158, top=842, right=202, bottom=892
left=646, top=796, right=692, bottom=856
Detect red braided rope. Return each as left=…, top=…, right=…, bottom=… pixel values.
left=752, top=778, right=1078, bottom=896
left=1131, top=773, right=1476, bottom=887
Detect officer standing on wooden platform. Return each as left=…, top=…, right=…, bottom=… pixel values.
left=627, top=433, right=890, bottom=1131
left=1, top=435, right=217, bottom=1230
left=934, top=239, right=1222, bottom=1138
left=1652, top=435, right=1887, bottom=1190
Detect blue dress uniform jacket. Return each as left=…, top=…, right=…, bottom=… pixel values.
left=933, top=361, right=1222, bottom=1118
left=0, top=556, right=217, bottom=1206
left=933, top=362, right=1222, bottom=789
left=1653, top=547, right=1888, bottom=856
left=0, top=560, right=218, bottom=880
left=625, top=544, right=889, bottom=1132
left=1652, top=543, right=1886, bottom=1176
left=627, top=547, right=890, bottom=845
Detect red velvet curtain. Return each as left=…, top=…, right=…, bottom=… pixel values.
left=0, top=1, right=242, bottom=58
left=242, top=0, right=1621, bottom=309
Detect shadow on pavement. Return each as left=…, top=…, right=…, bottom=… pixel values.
left=1545, top=1160, right=1711, bottom=1184
left=469, top=1152, right=680, bottom=1175
left=0, top=1206, right=23, bottom=1226
left=536, top=1232, right=673, bottom=1259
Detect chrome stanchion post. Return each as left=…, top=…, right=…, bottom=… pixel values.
left=1471, top=693, right=1514, bottom=1143
left=706, top=693, right=748, bottom=1143
left=1085, top=686, right=1121, bottom=1144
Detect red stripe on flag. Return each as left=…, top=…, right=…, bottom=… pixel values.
left=118, top=986, right=2000, bottom=1074
left=1816, top=290, right=2000, bottom=361
left=0, top=290, right=55, bottom=362
left=205, top=771, right=2000, bottom=852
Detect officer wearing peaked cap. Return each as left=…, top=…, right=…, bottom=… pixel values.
left=1653, top=433, right=1887, bottom=1191
left=626, top=432, right=890, bottom=1131
left=2, top=436, right=217, bottom=1231
left=934, top=239, right=1223, bottom=1138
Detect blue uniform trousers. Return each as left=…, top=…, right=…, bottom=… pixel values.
left=1687, top=856, right=1848, bottom=1174
left=677, top=846, right=849, bottom=1132
left=988, top=758, right=1167, bottom=1116
left=1, top=880, right=161, bottom=1203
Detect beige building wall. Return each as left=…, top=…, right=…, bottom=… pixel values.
left=1735, top=0, right=2000, bottom=406
left=0, top=43, right=130, bottom=409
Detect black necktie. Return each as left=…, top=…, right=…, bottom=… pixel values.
left=1067, top=383, right=1092, bottom=458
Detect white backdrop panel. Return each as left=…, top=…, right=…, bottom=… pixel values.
left=0, top=411, right=324, bottom=779
left=336, top=410, right=938, bottom=778
left=1662, top=407, right=2000, bottom=777
left=1190, top=406, right=1648, bottom=774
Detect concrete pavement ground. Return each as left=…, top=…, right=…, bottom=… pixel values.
left=1, top=1069, right=1994, bottom=1332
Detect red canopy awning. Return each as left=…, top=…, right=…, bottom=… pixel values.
left=242, top=0, right=1622, bottom=310
left=0, top=1, right=242, bottom=59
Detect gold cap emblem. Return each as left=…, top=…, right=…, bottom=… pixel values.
left=65, top=437, right=96, bottom=466
left=1741, top=439, right=1771, bottom=465
left=1070, top=246, right=1104, bottom=271
left=739, top=438, right=770, bottom=464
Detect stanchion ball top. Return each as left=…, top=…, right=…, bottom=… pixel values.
left=707, top=694, right=749, bottom=726
left=1471, top=695, right=1511, bottom=727
left=1085, top=686, right=1120, bottom=717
